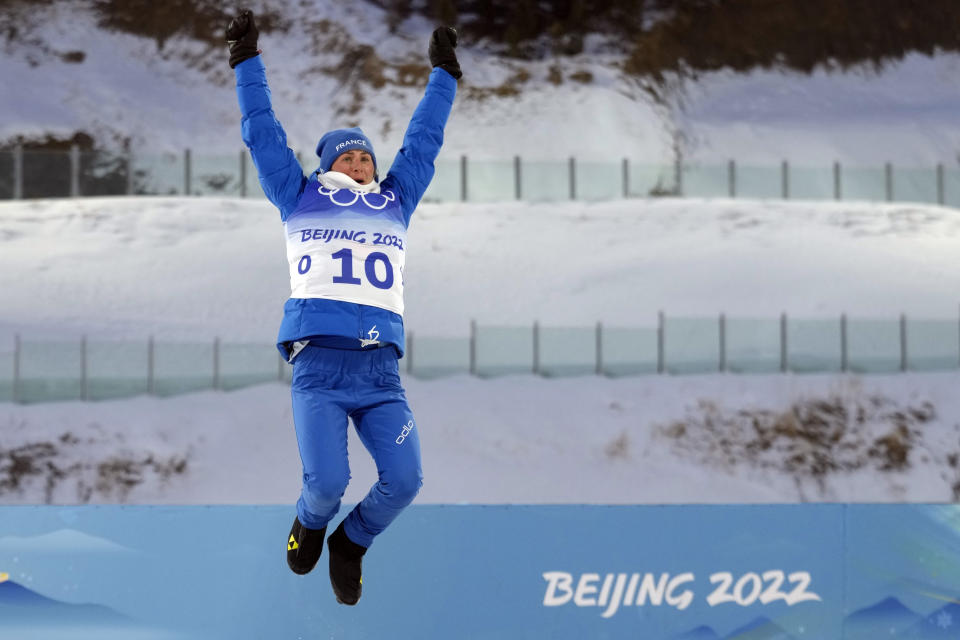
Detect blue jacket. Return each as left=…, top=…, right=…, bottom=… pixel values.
left=234, top=55, right=457, bottom=358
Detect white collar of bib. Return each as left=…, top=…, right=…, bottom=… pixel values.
left=317, top=171, right=381, bottom=194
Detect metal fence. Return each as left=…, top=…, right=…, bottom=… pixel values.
left=2, top=312, right=959, bottom=404
left=3, top=146, right=960, bottom=205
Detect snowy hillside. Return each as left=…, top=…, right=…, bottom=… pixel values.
left=1, top=0, right=669, bottom=162
left=1, top=196, right=960, bottom=506
left=4, top=0, right=960, bottom=508
left=4, top=371, right=960, bottom=506
left=2, top=196, right=960, bottom=344
left=3, top=0, right=960, bottom=166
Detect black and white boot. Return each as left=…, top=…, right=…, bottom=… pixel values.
left=286, top=516, right=326, bottom=575
left=327, top=522, right=367, bottom=605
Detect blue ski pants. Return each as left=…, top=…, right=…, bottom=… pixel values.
left=290, top=344, right=422, bottom=548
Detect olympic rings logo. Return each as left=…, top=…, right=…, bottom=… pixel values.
left=317, top=186, right=397, bottom=211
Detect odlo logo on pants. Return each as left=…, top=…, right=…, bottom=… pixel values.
left=396, top=419, right=415, bottom=445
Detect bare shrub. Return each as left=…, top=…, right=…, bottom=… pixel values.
left=0, top=434, right=189, bottom=504
left=659, top=393, right=936, bottom=486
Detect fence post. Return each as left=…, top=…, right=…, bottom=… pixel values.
left=469, top=319, right=477, bottom=376
left=70, top=144, right=80, bottom=197
left=840, top=313, right=848, bottom=372
left=514, top=155, right=521, bottom=200
left=460, top=155, right=468, bottom=202
left=12, top=334, right=20, bottom=403
left=885, top=162, right=893, bottom=202
left=900, top=313, right=908, bottom=372
left=239, top=150, right=247, bottom=198
left=184, top=148, right=192, bottom=196
left=80, top=334, right=87, bottom=401
left=834, top=161, right=842, bottom=201
left=727, top=160, right=736, bottom=198
left=938, top=163, right=945, bottom=206
left=657, top=311, right=665, bottom=374
left=568, top=157, right=576, bottom=200
left=126, top=150, right=135, bottom=195
left=780, top=312, right=788, bottom=373
left=782, top=160, right=789, bottom=200
left=147, top=336, right=155, bottom=395
left=533, top=320, right=540, bottom=374
left=213, top=337, right=220, bottom=390
left=674, top=157, right=683, bottom=196
left=718, top=313, right=726, bottom=372
left=595, top=321, right=603, bottom=375
left=622, top=158, right=629, bottom=198
left=13, top=144, right=23, bottom=200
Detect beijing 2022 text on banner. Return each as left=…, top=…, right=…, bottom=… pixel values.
left=0, top=504, right=958, bottom=638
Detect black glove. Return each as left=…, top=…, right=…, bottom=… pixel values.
left=429, top=27, right=462, bottom=79
left=225, top=9, right=259, bottom=69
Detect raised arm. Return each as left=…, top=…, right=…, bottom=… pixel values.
left=227, top=10, right=306, bottom=220
left=382, top=28, right=461, bottom=226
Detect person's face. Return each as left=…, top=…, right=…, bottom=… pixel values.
left=331, top=149, right=375, bottom=184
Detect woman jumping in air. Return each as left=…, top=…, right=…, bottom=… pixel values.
left=226, top=8, right=460, bottom=605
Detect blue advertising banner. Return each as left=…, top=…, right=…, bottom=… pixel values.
left=0, top=504, right=955, bottom=638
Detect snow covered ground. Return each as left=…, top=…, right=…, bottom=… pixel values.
left=676, top=52, right=960, bottom=166
left=2, top=195, right=959, bottom=345
left=1, top=195, right=959, bottom=506
left=0, top=1, right=670, bottom=163
left=4, top=371, right=960, bottom=506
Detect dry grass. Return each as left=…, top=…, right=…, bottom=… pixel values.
left=605, top=431, right=630, bottom=460
left=569, top=70, right=593, bottom=84
left=658, top=390, right=943, bottom=496
left=462, top=67, right=531, bottom=102
left=547, top=64, right=563, bottom=86
left=0, top=431, right=188, bottom=503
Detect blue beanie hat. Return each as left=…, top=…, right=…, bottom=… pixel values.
left=316, top=127, right=377, bottom=175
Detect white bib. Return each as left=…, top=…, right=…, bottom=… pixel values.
left=284, top=176, right=407, bottom=315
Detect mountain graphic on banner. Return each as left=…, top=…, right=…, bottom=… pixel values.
left=722, top=616, right=796, bottom=639
left=670, top=616, right=796, bottom=640
left=670, top=624, right=722, bottom=639
left=0, top=577, right=133, bottom=628
left=843, top=596, right=923, bottom=638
